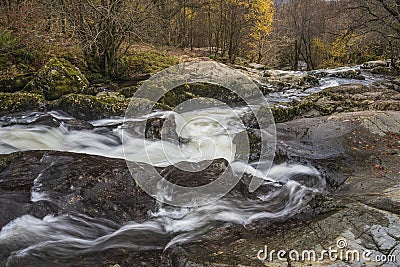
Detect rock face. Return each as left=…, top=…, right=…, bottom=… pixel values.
left=24, top=57, right=89, bottom=100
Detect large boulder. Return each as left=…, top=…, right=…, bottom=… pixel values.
left=24, top=57, right=89, bottom=100
left=0, top=92, right=45, bottom=115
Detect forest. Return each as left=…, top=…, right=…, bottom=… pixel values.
left=1, top=0, right=399, bottom=80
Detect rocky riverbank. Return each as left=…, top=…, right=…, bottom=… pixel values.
left=0, top=110, right=398, bottom=266
left=1, top=57, right=400, bottom=124
left=1, top=58, right=400, bottom=266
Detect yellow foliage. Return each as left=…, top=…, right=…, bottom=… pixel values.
left=243, top=0, right=275, bottom=41
left=330, top=35, right=351, bottom=59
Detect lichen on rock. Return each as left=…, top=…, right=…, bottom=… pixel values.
left=51, top=93, right=153, bottom=120
left=258, top=84, right=400, bottom=123
left=0, top=92, right=45, bottom=114
left=24, top=57, right=89, bottom=100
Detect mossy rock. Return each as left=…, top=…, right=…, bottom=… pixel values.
left=270, top=104, right=297, bottom=122
left=24, top=57, right=89, bottom=100
left=119, top=85, right=139, bottom=98
left=158, top=83, right=246, bottom=107
left=124, top=50, right=178, bottom=75
left=263, top=84, right=400, bottom=123
left=263, top=71, right=319, bottom=91
left=51, top=93, right=153, bottom=120
left=0, top=92, right=45, bottom=114
left=370, top=66, right=391, bottom=75
left=0, top=73, right=34, bottom=93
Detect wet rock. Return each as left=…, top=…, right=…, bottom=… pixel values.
left=124, top=116, right=179, bottom=141
left=373, top=78, right=400, bottom=92
left=262, top=70, right=319, bottom=92
left=233, top=129, right=261, bottom=162
left=258, top=84, right=400, bottom=123
left=311, top=67, right=364, bottom=80
left=0, top=151, right=158, bottom=227
left=0, top=92, right=46, bottom=115
left=0, top=73, right=34, bottom=93
left=370, top=66, right=391, bottom=75
left=361, top=60, right=390, bottom=69
left=24, top=57, right=89, bottom=100
left=160, top=158, right=230, bottom=187
left=51, top=93, right=152, bottom=120
left=159, top=83, right=247, bottom=108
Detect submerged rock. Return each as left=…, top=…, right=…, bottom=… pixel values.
left=24, top=57, right=89, bottom=100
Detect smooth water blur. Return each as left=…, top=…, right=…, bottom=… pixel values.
left=4, top=65, right=376, bottom=264
left=0, top=107, right=325, bottom=264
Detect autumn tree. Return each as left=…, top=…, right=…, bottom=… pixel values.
left=271, top=0, right=330, bottom=70
left=62, top=0, right=155, bottom=78
left=343, top=0, right=400, bottom=69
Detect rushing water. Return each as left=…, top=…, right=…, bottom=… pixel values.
left=0, top=107, right=325, bottom=265
left=1, top=65, right=384, bottom=265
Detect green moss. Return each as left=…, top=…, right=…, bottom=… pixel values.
left=157, top=83, right=245, bottom=108
left=0, top=92, right=45, bottom=114
left=124, top=50, right=178, bottom=75
left=0, top=73, right=34, bottom=93
left=52, top=93, right=153, bottom=120
left=24, top=57, right=89, bottom=100
left=119, top=85, right=139, bottom=98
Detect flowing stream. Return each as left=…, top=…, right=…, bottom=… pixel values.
left=0, top=65, right=387, bottom=265
left=0, top=108, right=324, bottom=265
